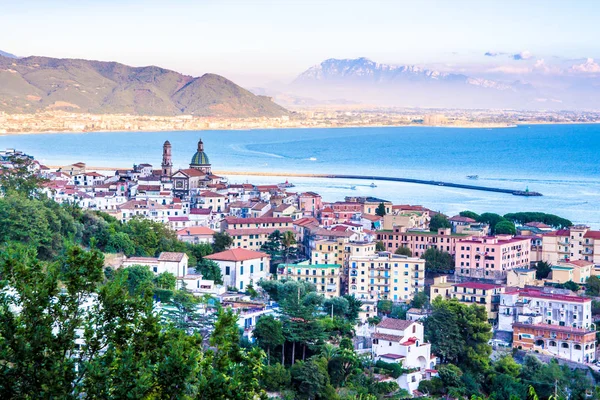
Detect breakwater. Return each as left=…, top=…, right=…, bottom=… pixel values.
left=214, top=171, right=542, bottom=197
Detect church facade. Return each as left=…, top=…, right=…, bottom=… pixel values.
left=161, top=138, right=219, bottom=199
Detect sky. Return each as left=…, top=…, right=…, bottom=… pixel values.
left=1, top=0, right=599, bottom=85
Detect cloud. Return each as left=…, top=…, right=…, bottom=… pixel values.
left=570, top=58, right=600, bottom=73
left=513, top=51, right=533, bottom=60
left=484, top=52, right=499, bottom=57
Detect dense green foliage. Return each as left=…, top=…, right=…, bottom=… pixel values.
left=503, top=212, right=572, bottom=229
left=534, top=260, right=552, bottom=280
left=394, top=246, right=412, bottom=256
left=375, top=203, right=386, bottom=217
left=587, top=275, right=600, bottom=296
left=429, top=213, right=451, bottom=231
left=494, top=220, right=516, bottom=235
left=421, top=247, right=454, bottom=273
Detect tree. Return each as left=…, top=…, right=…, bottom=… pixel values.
left=394, top=246, right=412, bottom=256
left=212, top=231, right=233, bottom=253
left=261, top=363, right=290, bottom=392
left=343, top=295, right=363, bottom=323
left=154, top=271, right=176, bottom=290
left=162, top=289, right=216, bottom=339
left=377, top=300, right=393, bottom=315
left=421, top=247, right=454, bottom=273
left=534, top=261, right=552, bottom=279
left=261, top=230, right=299, bottom=266
left=477, top=213, right=506, bottom=234
left=324, top=296, right=350, bottom=318
left=411, top=291, right=429, bottom=309
left=254, top=315, right=284, bottom=365
left=429, top=214, right=451, bottom=232
left=586, top=275, right=600, bottom=296
left=459, top=210, right=480, bottom=220
left=0, top=154, right=47, bottom=198
left=558, top=280, right=580, bottom=292
left=197, top=258, right=224, bottom=284
left=105, top=231, right=136, bottom=255
left=291, top=358, right=333, bottom=400
left=375, top=202, right=386, bottom=217
left=122, top=264, right=155, bottom=296
left=424, top=298, right=492, bottom=373
left=494, top=220, right=516, bottom=235
left=375, top=241, right=385, bottom=251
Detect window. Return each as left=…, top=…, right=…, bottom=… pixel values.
left=240, top=266, right=244, bottom=275
left=225, top=266, right=230, bottom=275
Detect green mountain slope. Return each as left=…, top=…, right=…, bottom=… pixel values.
left=0, top=55, right=289, bottom=117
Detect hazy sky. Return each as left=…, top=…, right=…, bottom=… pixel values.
left=1, top=0, right=599, bottom=85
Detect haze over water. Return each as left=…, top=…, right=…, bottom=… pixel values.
left=2, top=124, right=599, bottom=227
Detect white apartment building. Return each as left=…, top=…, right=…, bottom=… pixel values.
left=498, top=288, right=594, bottom=333
left=205, top=248, right=270, bottom=291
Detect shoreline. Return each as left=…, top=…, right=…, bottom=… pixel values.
left=0, top=122, right=517, bottom=136
left=3, top=120, right=600, bottom=136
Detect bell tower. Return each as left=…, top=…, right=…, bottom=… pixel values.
left=161, top=140, right=173, bottom=179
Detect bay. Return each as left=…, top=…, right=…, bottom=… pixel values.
left=1, top=124, right=599, bottom=227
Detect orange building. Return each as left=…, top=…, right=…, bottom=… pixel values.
left=513, top=323, right=596, bottom=363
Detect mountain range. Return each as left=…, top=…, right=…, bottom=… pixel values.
left=0, top=54, right=289, bottom=117
left=280, top=57, right=600, bottom=109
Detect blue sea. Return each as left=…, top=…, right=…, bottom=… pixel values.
left=1, top=124, right=599, bottom=227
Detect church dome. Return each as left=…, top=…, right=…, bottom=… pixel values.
left=190, top=138, right=210, bottom=166
left=191, top=151, right=210, bottom=166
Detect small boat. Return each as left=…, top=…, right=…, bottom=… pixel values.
left=350, top=185, right=357, bottom=190
left=278, top=180, right=295, bottom=188
left=370, top=183, right=377, bottom=188
left=466, top=175, right=479, bottom=180
left=309, top=157, right=317, bottom=161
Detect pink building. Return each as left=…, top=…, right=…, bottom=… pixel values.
left=376, top=227, right=472, bottom=257
left=298, top=192, right=323, bottom=217
left=455, top=235, right=531, bottom=280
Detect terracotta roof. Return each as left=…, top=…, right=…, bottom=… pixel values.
left=525, top=222, right=551, bottom=229
left=168, top=217, right=189, bottom=222
left=559, top=260, right=593, bottom=268
left=205, top=248, right=269, bottom=262
left=377, top=318, right=414, bottom=331
left=450, top=215, right=476, bottom=223
left=362, top=214, right=382, bottom=222
left=226, top=227, right=295, bottom=236
left=372, top=332, right=404, bottom=342
left=177, top=226, right=215, bottom=236
left=544, top=229, right=570, bottom=237
left=137, top=185, right=161, bottom=191
left=176, top=168, right=206, bottom=177
left=190, top=208, right=212, bottom=215
left=158, top=252, right=186, bottom=262
left=379, top=353, right=405, bottom=360
left=300, top=191, right=321, bottom=197
left=224, top=216, right=293, bottom=225
left=583, top=230, right=600, bottom=239
left=200, top=191, right=225, bottom=198
left=513, top=322, right=595, bottom=335
left=126, top=256, right=158, bottom=263
left=518, top=289, right=590, bottom=303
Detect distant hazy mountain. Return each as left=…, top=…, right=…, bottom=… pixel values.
left=0, top=55, right=289, bottom=117
left=289, top=57, right=597, bottom=109
left=0, top=50, right=17, bottom=58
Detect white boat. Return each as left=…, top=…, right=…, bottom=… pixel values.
left=370, top=183, right=377, bottom=188
left=350, top=185, right=356, bottom=190
left=466, top=175, right=479, bottom=180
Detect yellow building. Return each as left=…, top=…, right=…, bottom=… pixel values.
left=429, top=275, right=455, bottom=301
left=382, top=210, right=429, bottom=231
left=451, top=282, right=505, bottom=320
left=312, top=239, right=347, bottom=266
left=277, top=261, right=341, bottom=298
left=550, top=260, right=593, bottom=285
left=348, top=252, right=425, bottom=302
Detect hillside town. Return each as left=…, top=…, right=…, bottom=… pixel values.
left=2, top=142, right=600, bottom=398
